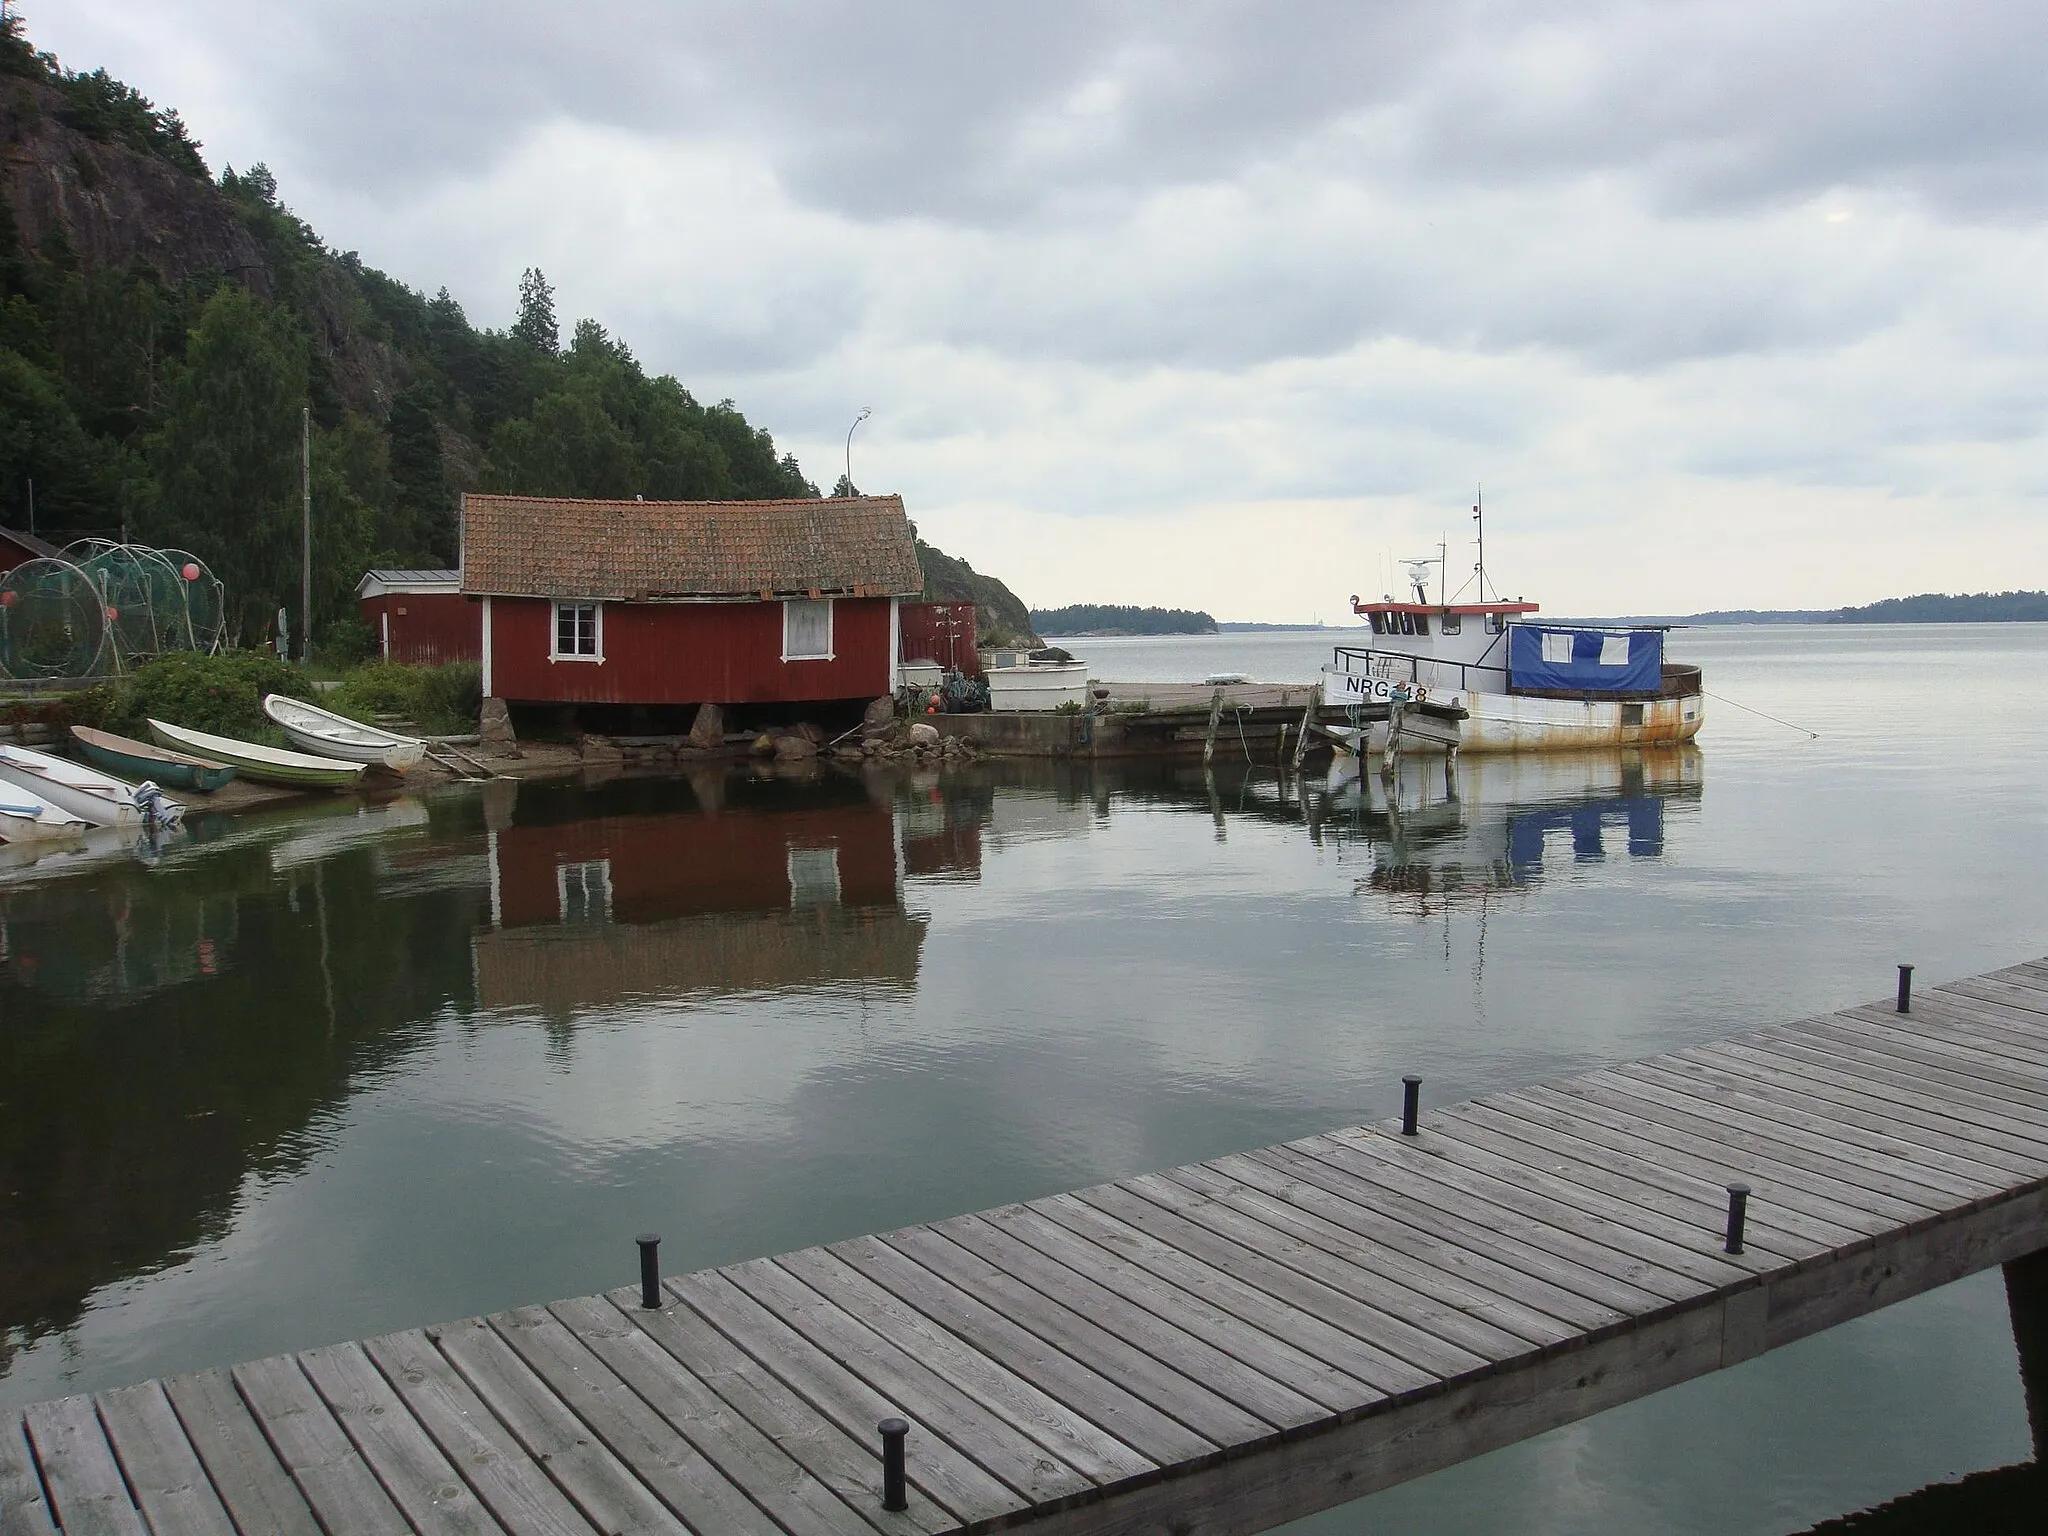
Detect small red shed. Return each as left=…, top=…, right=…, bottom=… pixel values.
left=0, top=526, right=62, bottom=576
left=461, top=493, right=924, bottom=710
left=355, top=569, right=482, bottom=665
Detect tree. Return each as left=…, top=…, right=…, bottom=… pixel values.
left=146, top=285, right=309, bottom=640
left=512, top=267, right=557, bottom=356
left=487, top=388, right=635, bottom=499
left=830, top=474, right=858, bottom=497
left=385, top=382, right=450, bottom=562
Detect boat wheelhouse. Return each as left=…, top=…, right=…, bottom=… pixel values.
left=1321, top=551, right=1704, bottom=755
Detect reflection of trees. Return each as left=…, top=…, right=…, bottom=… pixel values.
left=0, top=804, right=488, bottom=1350
left=1791, top=1462, right=2044, bottom=1533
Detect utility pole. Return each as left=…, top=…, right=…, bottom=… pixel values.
left=301, top=406, right=312, bottom=663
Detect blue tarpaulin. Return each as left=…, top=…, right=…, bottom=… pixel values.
left=1507, top=625, right=1663, bottom=694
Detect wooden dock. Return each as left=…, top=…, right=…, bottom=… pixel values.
left=10, top=960, right=2048, bottom=1535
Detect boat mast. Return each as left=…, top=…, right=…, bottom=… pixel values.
left=1472, top=486, right=1488, bottom=602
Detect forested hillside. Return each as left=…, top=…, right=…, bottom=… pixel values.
left=0, top=16, right=819, bottom=645
left=1031, top=603, right=1216, bottom=635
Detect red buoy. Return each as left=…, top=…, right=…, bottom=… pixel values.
left=181, top=562, right=201, bottom=581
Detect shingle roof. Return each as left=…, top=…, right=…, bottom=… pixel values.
left=459, top=495, right=923, bottom=601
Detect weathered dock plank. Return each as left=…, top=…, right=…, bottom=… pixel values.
left=14, top=960, right=2048, bottom=1536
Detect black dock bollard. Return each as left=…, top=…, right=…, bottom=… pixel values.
left=1401, top=1076, right=1422, bottom=1136
left=1724, top=1184, right=1750, bottom=1255
left=878, top=1418, right=909, bottom=1511
left=637, top=1233, right=661, bottom=1309
left=1897, top=964, right=1914, bottom=1014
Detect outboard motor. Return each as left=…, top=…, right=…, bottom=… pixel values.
left=130, top=780, right=184, bottom=832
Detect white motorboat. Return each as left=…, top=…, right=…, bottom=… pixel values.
left=0, top=777, right=91, bottom=843
left=0, top=743, right=183, bottom=830
left=262, top=694, right=427, bottom=771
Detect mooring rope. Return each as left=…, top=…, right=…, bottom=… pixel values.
left=1703, top=688, right=1819, bottom=739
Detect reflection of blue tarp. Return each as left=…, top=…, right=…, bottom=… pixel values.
left=1507, top=625, right=1663, bottom=694
left=1506, top=796, right=1663, bottom=877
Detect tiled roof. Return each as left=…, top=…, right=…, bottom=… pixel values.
left=459, top=495, right=923, bottom=601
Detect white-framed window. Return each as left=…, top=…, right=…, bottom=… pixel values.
left=1540, top=631, right=1574, bottom=664
left=782, top=598, right=833, bottom=661
left=552, top=600, right=602, bottom=662
left=556, top=859, right=612, bottom=923
left=1599, top=634, right=1632, bottom=666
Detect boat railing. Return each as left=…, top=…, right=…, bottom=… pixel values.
left=1333, top=647, right=1702, bottom=702
left=1330, top=647, right=1505, bottom=694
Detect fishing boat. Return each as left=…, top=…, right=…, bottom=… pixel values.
left=71, top=725, right=237, bottom=794
left=0, top=743, right=184, bottom=830
left=1318, top=502, right=1705, bottom=758
left=0, top=779, right=90, bottom=843
left=262, top=694, right=426, bottom=771
left=148, top=719, right=367, bottom=790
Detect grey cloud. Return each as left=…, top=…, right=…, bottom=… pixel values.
left=219, top=1, right=2048, bottom=226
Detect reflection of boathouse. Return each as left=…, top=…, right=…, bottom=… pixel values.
left=472, top=788, right=938, bottom=1015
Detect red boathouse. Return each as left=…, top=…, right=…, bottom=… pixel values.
left=354, top=569, right=482, bottom=665
left=461, top=493, right=924, bottom=717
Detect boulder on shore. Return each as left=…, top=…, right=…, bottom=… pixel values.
left=775, top=734, right=820, bottom=761
left=909, top=721, right=940, bottom=747
left=863, top=695, right=897, bottom=730
left=750, top=732, right=777, bottom=757
left=687, top=702, right=724, bottom=750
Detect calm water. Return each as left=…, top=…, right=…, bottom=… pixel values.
left=3, top=623, right=2046, bottom=1533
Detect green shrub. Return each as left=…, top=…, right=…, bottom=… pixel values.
left=99, top=651, right=315, bottom=743
left=312, top=619, right=378, bottom=670
left=324, top=660, right=481, bottom=736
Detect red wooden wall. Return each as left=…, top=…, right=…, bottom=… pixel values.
left=486, top=595, right=893, bottom=705
left=360, top=592, right=482, bottom=665
left=898, top=601, right=981, bottom=676
left=492, top=801, right=899, bottom=929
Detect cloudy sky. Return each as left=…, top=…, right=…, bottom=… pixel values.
left=37, top=1, right=2048, bottom=618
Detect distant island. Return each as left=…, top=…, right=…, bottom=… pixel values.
left=1585, top=591, right=2048, bottom=626
left=1033, top=604, right=1218, bottom=636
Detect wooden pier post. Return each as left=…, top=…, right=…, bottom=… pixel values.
left=2005, top=1246, right=2048, bottom=1462
left=1202, top=688, right=1224, bottom=767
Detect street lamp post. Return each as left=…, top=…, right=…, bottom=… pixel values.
left=845, top=407, right=871, bottom=494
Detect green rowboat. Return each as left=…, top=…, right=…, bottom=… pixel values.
left=147, top=719, right=366, bottom=790
left=71, top=726, right=238, bottom=794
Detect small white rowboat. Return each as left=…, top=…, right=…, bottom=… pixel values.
left=0, top=778, right=90, bottom=843
left=262, top=694, right=426, bottom=771
left=0, top=743, right=183, bottom=830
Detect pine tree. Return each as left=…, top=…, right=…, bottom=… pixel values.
left=511, top=267, right=557, bottom=356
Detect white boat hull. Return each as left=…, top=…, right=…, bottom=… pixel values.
left=986, top=661, right=1091, bottom=712
left=1323, top=683, right=1704, bottom=756
left=263, top=694, right=427, bottom=770
left=0, top=780, right=91, bottom=843
left=0, top=744, right=180, bottom=829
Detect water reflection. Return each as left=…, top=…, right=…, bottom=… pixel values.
left=471, top=768, right=969, bottom=1018
left=0, top=795, right=488, bottom=1361
left=4, top=729, right=2044, bottom=1534
left=1315, top=748, right=1704, bottom=914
